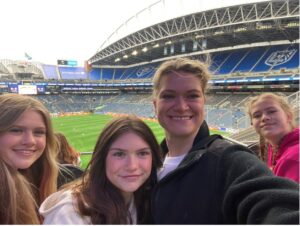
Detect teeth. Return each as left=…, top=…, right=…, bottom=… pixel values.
left=172, top=116, right=191, bottom=120
left=15, top=150, right=35, bottom=155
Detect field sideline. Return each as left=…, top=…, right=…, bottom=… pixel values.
left=52, top=114, right=229, bottom=168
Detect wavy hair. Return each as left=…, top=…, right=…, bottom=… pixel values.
left=55, top=132, right=81, bottom=166
left=0, top=159, right=40, bottom=224
left=72, top=115, right=162, bottom=224
left=0, top=93, right=59, bottom=205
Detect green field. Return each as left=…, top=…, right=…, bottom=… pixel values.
left=52, top=114, right=229, bottom=169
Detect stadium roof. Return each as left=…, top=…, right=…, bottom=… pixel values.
left=89, top=0, right=299, bottom=67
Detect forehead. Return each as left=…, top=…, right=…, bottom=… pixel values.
left=15, top=109, right=45, bottom=124
left=159, top=71, right=202, bottom=90
left=251, top=97, right=281, bottom=111
left=110, top=132, right=148, bottom=147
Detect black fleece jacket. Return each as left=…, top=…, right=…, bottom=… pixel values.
left=151, top=121, right=299, bottom=224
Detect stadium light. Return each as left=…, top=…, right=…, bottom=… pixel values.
left=165, top=41, right=172, bottom=45
left=123, top=55, right=128, bottom=59
left=153, top=43, right=160, bottom=48
left=142, top=47, right=148, bottom=52
left=115, top=58, right=120, bottom=62
left=132, top=50, right=138, bottom=55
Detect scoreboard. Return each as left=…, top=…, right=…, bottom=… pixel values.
left=57, top=59, right=77, bottom=66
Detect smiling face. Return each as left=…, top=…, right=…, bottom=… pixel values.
left=153, top=71, right=205, bottom=140
left=250, top=97, right=293, bottom=145
left=0, top=109, right=46, bottom=169
left=106, top=131, right=152, bottom=202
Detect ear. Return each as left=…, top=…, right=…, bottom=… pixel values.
left=286, top=111, right=293, bottom=123
left=153, top=99, right=158, bottom=115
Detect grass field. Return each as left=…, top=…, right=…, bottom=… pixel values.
left=52, top=114, right=229, bottom=169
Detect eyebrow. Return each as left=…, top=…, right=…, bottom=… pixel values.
left=252, top=107, right=276, bottom=115
left=11, top=125, right=46, bottom=129
left=109, top=147, right=151, bottom=152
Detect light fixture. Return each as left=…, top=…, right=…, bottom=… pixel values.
left=142, top=47, right=148, bottom=52
left=153, top=43, right=160, bottom=48
left=115, top=58, right=120, bottom=62
left=123, top=55, right=128, bottom=59
left=132, top=50, right=138, bottom=55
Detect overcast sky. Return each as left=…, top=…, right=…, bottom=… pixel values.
left=0, top=0, right=265, bottom=66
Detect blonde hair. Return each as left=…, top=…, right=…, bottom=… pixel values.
left=0, top=93, right=59, bottom=205
left=0, top=159, right=40, bottom=224
left=246, top=92, right=296, bottom=162
left=152, top=57, right=212, bottom=98
left=246, top=92, right=296, bottom=128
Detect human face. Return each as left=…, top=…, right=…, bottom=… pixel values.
left=106, top=132, right=152, bottom=202
left=153, top=71, right=205, bottom=139
left=250, top=97, right=292, bottom=145
left=0, top=110, right=46, bottom=169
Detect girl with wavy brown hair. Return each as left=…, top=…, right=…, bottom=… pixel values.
left=40, top=115, right=162, bottom=224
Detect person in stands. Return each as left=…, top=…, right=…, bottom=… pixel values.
left=55, top=132, right=81, bottom=167
left=246, top=92, right=299, bottom=183
left=40, top=115, right=162, bottom=224
left=150, top=57, right=299, bottom=224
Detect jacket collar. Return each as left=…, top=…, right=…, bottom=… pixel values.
left=160, top=120, right=210, bottom=157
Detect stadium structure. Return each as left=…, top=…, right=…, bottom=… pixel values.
left=0, top=0, right=299, bottom=147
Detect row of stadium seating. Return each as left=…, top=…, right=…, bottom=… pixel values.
left=31, top=91, right=298, bottom=131
left=0, top=44, right=298, bottom=81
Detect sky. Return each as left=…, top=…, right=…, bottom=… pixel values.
left=0, top=0, right=264, bottom=66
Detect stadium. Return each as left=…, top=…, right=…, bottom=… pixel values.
left=0, top=0, right=299, bottom=168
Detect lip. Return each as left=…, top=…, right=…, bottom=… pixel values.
left=121, top=175, right=141, bottom=181
left=261, top=123, right=274, bottom=129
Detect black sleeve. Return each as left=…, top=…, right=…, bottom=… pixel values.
left=219, top=146, right=299, bottom=224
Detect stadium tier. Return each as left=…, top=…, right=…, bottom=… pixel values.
left=0, top=0, right=299, bottom=147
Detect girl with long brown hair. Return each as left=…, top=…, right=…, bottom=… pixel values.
left=40, top=115, right=162, bottom=224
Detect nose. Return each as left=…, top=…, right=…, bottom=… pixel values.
left=126, top=155, right=138, bottom=171
left=261, top=112, right=270, bottom=122
left=22, top=131, right=36, bottom=146
left=174, top=96, right=189, bottom=111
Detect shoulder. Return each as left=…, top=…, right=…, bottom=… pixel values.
left=208, top=136, right=255, bottom=157
left=39, top=190, right=90, bottom=224
left=204, top=137, right=273, bottom=177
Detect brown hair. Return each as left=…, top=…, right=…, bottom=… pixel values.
left=55, top=132, right=81, bottom=166
left=152, top=57, right=212, bottom=98
left=0, top=93, right=59, bottom=205
left=0, top=159, right=40, bottom=224
left=72, top=115, right=162, bottom=224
